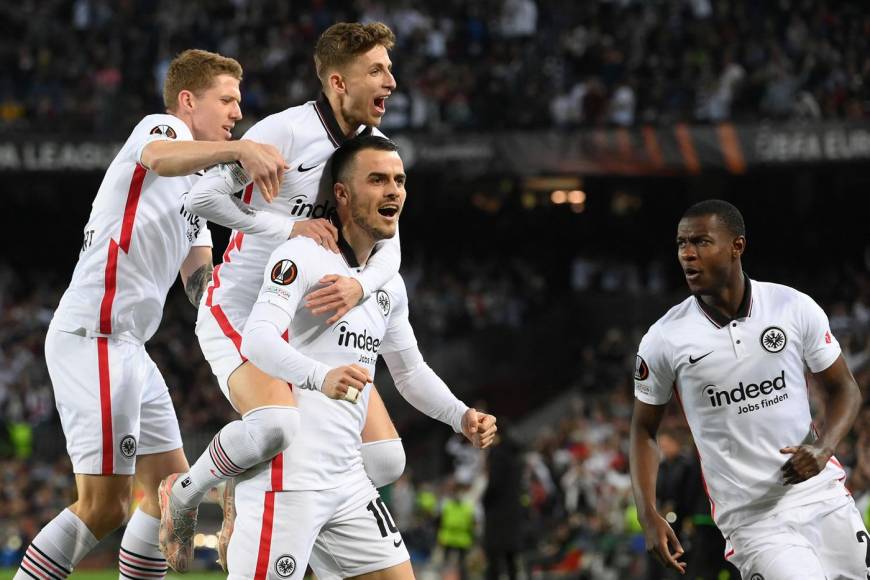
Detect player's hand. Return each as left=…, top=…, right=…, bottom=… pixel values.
left=236, top=140, right=288, bottom=202
left=321, top=364, right=371, bottom=403
left=304, top=275, right=364, bottom=324
left=780, top=443, right=833, bottom=484
left=460, top=409, right=498, bottom=449
left=643, top=512, right=686, bottom=574
left=290, top=219, right=339, bottom=253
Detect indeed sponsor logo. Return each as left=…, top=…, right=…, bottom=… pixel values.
left=704, top=370, right=787, bottom=408
left=289, top=194, right=335, bottom=219
left=336, top=323, right=381, bottom=353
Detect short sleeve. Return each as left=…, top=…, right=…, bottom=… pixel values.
left=634, top=324, right=676, bottom=405
left=797, top=293, right=841, bottom=373
left=132, top=114, right=193, bottom=165
left=192, top=223, right=213, bottom=247
left=378, top=277, right=418, bottom=354
left=255, top=239, right=316, bottom=318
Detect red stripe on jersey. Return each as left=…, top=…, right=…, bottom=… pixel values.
left=206, top=232, right=245, bottom=307
left=99, top=240, right=120, bottom=334
left=210, top=304, right=245, bottom=358
left=97, top=337, right=114, bottom=474
left=270, top=453, right=283, bottom=491
left=242, top=183, right=254, bottom=204
left=673, top=385, right=716, bottom=519
left=253, top=492, right=276, bottom=580
left=98, top=164, right=147, bottom=334
left=119, top=164, right=147, bottom=252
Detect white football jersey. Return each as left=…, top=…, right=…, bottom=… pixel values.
left=244, top=236, right=416, bottom=492
left=53, top=114, right=211, bottom=343
left=634, top=277, right=848, bottom=536
left=201, top=94, right=396, bottom=337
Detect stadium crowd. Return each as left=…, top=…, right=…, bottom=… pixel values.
left=1, top=253, right=868, bottom=576
left=2, top=0, right=867, bottom=134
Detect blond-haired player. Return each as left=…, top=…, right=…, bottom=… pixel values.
left=14, top=50, right=286, bottom=580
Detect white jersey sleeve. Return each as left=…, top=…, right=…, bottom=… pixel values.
left=240, top=239, right=331, bottom=391
left=184, top=164, right=294, bottom=240
left=353, top=228, right=401, bottom=299
left=797, top=293, right=841, bottom=373
left=378, top=275, right=416, bottom=354
left=634, top=323, right=675, bottom=405
left=133, top=116, right=193, bottom=166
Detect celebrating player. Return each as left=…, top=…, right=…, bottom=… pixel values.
left=159, top=22, right=418, bottom=571
left=231, top=135, right=495, bottom=580
left=630, top=199, right=868, bottom=579
left=14, top=50, right=287, bottom=580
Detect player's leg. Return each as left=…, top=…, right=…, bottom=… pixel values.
left=227, top=481, right=333, bottom=580
left=119, top=354, right=187, bottom=579
left=161, top=308, right=300, bottom=570
left=726, top=509, right=827, bottom=580
left=311, top=472, right=413, bottom=580
left=16, top=331, right=141, bottom=579
left=360, top=385, right=406, bottom=488
left=809, top=495, right=870, bottom=579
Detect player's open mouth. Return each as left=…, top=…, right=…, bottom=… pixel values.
left=377, top=204, right=399, bottom=218
left=684, top=268, right=701, bottom=281
left=373, top=96, right=388, bottom=114
left=222, top=125, right=234, bottom=138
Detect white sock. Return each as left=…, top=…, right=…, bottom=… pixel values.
left=15, top=508, right=98, bottom=579
left=171, top=405, right=299, bottom=508
left=118, top=509, right=167, bottom=580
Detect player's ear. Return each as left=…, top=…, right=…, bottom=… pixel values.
left=177, top=89, right=195, bottom=113
left=733, top=235, right=746, bottom=258
left=328, top=72, right=346, bottom=96
left=334, top=182, right=350, bottom=206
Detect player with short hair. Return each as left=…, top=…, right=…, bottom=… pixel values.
left=160, top=22, right=454, bottom=571
left=12, top=49, right=288, bottom=580
left=231, top=134, right=495, bottom=580
left=630, top=199, right=868, bottom=579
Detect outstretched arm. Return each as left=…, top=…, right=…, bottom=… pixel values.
left=630, top=400, right=686, bottom=575
left=382, top=345, right=497, bottom=448
left=780, top=355, right=862, bottom=484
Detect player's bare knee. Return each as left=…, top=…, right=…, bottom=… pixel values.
left=74, top=494, right=130, bottom=537
left=362, top=438, right=405, bottom=488
left=243, top=405, right=300, bottom=460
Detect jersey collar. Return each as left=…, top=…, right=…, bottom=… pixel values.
left=314, top=93, right=373, bottom=148
left=694, top=273, right=753, bottom=328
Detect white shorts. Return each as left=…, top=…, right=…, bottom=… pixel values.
left=228, top=470, right=409, bottom=579
left=725, top=494, right=870, bottom=580
left=195, top=300, right=246, bottom=406
left=45, top=328, right=182, bottom=475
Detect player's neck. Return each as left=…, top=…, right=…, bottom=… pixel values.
left=339, top=224, right=376, bottom=268
left=701, top=270, right=746, bottom=320
left=326, top=92, right=362, bottom=137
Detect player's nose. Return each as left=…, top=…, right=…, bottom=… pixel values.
left=384, top=70, right=396, bottom=91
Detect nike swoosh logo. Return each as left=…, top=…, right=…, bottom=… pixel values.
left=689, top=351, right=713, bottom=364
left=298, top=162, right=319, bottom=172
left=393, top=538, right=403, bottom=548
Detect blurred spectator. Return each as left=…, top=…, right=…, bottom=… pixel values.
left=482, top=425, right=523, bottom=580
left=2, top=0, right=867, bottom=135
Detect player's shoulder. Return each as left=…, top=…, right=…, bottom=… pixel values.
left=651, top=295, right=696, bottom=333
left=374, top=274, right=408, bottom=317
left=131, top=114, right=192, bottom=141
left=751, top=279, right=807, bottom=302
left=271, top=236, right=326, bottom=263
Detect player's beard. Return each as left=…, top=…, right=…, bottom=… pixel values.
left=350, top=198, right=394, bottom=242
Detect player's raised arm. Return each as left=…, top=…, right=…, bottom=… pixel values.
left=630, top=400, right=687, bottom=575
